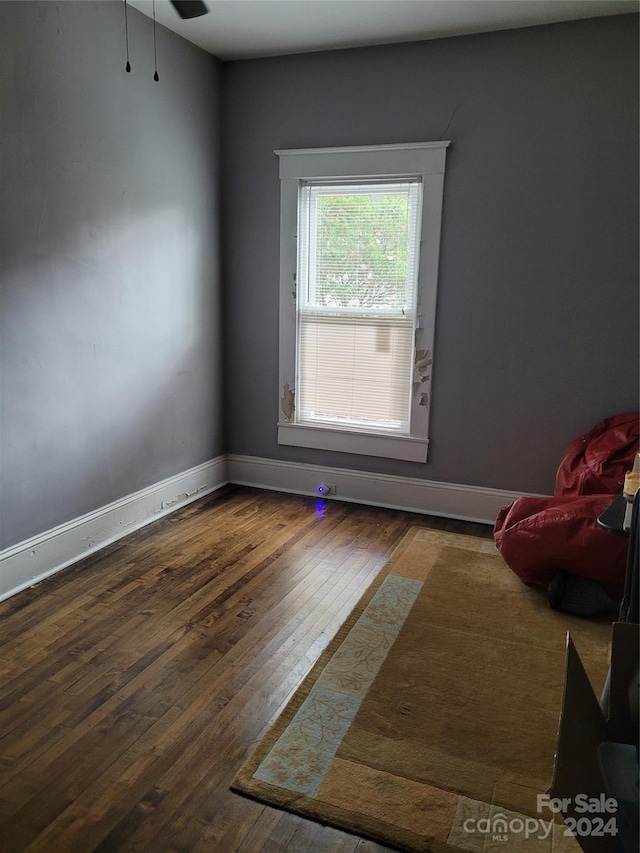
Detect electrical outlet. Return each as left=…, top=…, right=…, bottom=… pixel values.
left=316, top=483, right=336, bottom=496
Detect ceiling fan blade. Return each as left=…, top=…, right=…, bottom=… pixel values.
left=169, top=1, right=209, bottom=19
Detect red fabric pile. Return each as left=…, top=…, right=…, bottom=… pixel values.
left=494, top=413, right=639, bottom=597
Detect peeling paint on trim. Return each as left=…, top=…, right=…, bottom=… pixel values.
left=413, top=346, right=432, bottom=401
left=414, top=348, right=432, bottom=381
left=281, top=383, right=295, bottom=422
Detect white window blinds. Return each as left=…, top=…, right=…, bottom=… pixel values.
left=296, top=180, right=422, bottom=433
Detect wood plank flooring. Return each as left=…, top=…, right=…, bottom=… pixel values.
left=0, top=486, right=492, bottom=852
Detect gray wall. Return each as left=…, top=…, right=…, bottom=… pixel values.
left=0, top=1, right=223, bottom=550
left=222, top=14, right=639, bottom=496
left=1, top=5, right=638, bottom=554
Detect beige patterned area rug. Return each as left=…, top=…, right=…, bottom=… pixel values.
left=231, top=528, right=612, bottom=852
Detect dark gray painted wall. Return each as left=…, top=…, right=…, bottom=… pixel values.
left=1, top=5, right=638, bottom=554
left=221, top=14, right=639, bottom=495
left=0, top=1, right=223, bottom=550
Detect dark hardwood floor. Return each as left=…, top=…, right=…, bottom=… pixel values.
left=0, top=486, right=492, bottom=852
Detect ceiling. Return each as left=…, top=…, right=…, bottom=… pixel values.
left=127, top=0, right=638, bottom=61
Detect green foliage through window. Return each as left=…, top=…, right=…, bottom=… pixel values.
left=306, top=183, right=418, bottom=311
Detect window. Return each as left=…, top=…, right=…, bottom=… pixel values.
left=276, top=142, right=450, bottom=463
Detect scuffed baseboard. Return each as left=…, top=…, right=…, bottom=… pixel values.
left=0, top=452, right=535, bottom=604
left=227, top=454, right=532, bottom=526
left=0, top=456, right=228, bottom=603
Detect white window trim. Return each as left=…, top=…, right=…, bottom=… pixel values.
left=275, top=141, right=450, bottom=463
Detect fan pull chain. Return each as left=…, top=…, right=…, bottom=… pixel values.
left=153, top=0, right=159, bottom=81
left=124, top=0, right=131, bottom=72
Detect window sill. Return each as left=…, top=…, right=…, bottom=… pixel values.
left=277, top=422, right=429, bottom=462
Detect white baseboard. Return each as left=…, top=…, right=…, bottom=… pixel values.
left=228, top=454, right=533, bottom=526
left=0, top=456, right=228, bottom=603
left=1, top=452, right=535, bottom=604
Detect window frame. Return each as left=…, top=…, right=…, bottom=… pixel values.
left=275, top=142, right=450, bottom=463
